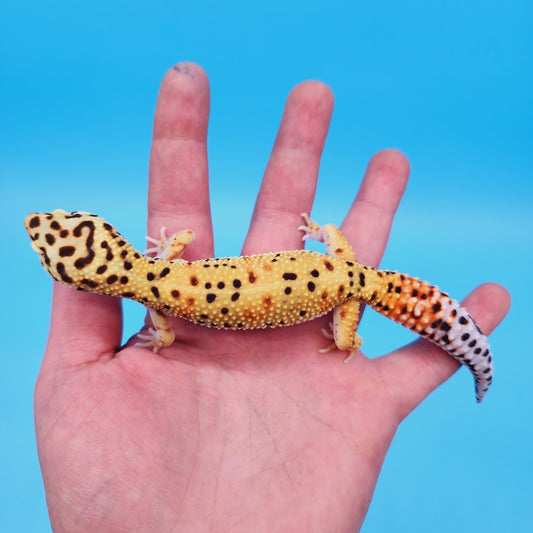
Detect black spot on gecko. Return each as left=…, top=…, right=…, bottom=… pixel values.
left=190, top=276, right=199, bottom=286
left=231, top=292, right=240, bottom=301
left=120, top=276, right=128, bottom=284
left=233, top=279, right=242, bottom=288
left=459, top=316, right=468, bottom=325
left=147, top=273, right=155, bottom=281
left=45, top=233, right=56, bottom=245
left=96, top=265, right=107, bottom=274
left=159, top=267, right=170, bottom=278
left=395, top=286, right=401, bottom=294
left=120, top=250, right=128, bottom=259
left=412, top=289, right=419, bottom=297
left=122, top=292, right=134, bottom=298
left=59, top=229, right=69, bottom=238
left=461, top=333, right=470, bottom=341
left=299, top=310, right=306, bottom=317
left=106, top=275, right=118, bottom=284
left=217, top=282, right=225, bottom=289
left=206, top=293, right=216, bottom=303
left=123, top=261, right=132, bottom=270
left=205, top=282, right=212, bottom=289
left=82, top=279, right=98, bottom=288
left=117, top=240, right=126, bottom=247
left=432, top=302, right=442, bottom=313
left=387, top=283, right=393, bottom=293
left=359, top=272, right=366, bottom=287
left=221, top=308, right=229, bottom=314
left=29, top=216, right=40, bottom=228
left=307, top=281, right=316, bottom=292
left=59, top=246, right=75, bottom=257
left=324, top=260, right=334, bottom=271
left=440, top=322, right=452, bottom=332
left=73, top=220, right=96, bottom=269
left=284, top=287, right=292, bottom=295
left=151, top=286, right=160, bottom=298
left=171, top=290, right=180, bottom=298
left=310, top=269, right=319, bottom=278
left=283, top=273, right=297, bottom=280
left=50, top=221, right=60, bottom=230
left=249, top=272, right=257, bottom=283
left=56, top=262, right=73, bottom=283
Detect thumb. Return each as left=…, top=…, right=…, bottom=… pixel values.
left=43, top=282, right=122, bottom=370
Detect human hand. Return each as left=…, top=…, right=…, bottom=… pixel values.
left=35, top=63, right=510, bottom=532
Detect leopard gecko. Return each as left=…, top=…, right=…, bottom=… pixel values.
left=24, top=210, right=493, bottom=402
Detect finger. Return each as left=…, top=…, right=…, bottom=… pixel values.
left=44, top=283, right=122, bottom=368
left=148, top=63, right=213, bottom=259
left=342, top=149, right=410, bottom=267
left=375, top=282, right=511, bottom=419
left=243, top=81, right=334, bottom=254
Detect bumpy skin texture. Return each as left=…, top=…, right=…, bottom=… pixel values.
left=25, top=209, right=493, bottom=402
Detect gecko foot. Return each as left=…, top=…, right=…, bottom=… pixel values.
left=298, top=213, right=324, bottom=243
left=136, top=328, right=165, bottom=353
left=145, top=227, right=169, bottom=256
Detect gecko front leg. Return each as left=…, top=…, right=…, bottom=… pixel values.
left=136, top=227, right=195, bottom=352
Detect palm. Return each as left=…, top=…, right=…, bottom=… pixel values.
left=35, top=63, right=509, bottom=533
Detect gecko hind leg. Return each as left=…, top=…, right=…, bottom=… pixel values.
left=299, top=214, right=363, bottom=361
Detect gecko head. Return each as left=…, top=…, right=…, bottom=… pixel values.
left=24, top=209, right=102, bottom=285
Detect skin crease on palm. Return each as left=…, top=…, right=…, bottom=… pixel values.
left=35, top=63, right=510, bottom=533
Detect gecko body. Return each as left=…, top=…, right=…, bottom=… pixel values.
left=25, top=210, right=492, bottom=402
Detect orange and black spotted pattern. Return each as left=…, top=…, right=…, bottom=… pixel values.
left=363, top=269, right=492, bottom=402
left=24, top=209, right=493, bottom=402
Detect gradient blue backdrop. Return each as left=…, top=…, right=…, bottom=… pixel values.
left=2, top=1, right=531, bottom=531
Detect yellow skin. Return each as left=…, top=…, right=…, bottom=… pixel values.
left=25, top=210, right=492, bottom=401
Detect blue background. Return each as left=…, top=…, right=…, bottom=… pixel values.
left=2, top=1, right=531, bottom=531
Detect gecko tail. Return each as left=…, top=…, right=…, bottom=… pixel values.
left=366, top=269, right=492, bottom=402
